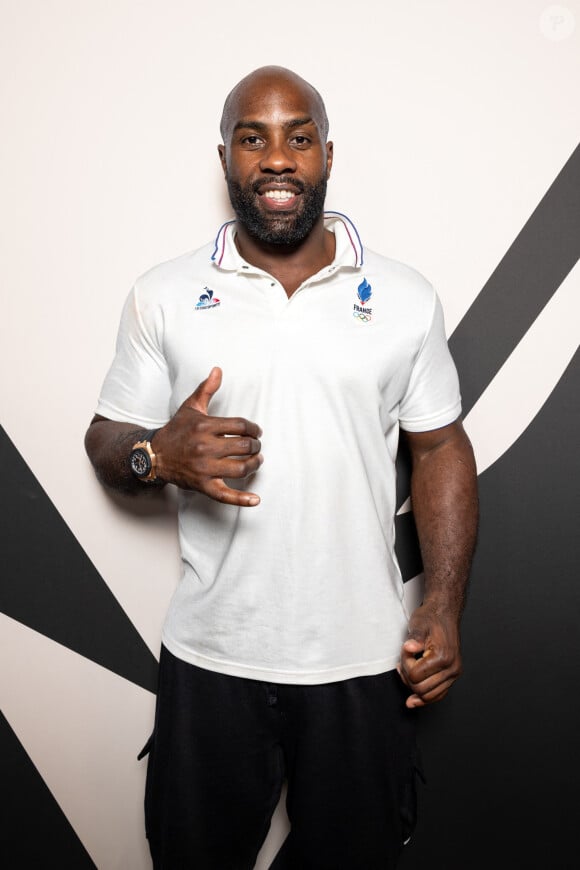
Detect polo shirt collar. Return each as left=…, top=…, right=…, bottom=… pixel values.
left=210, top=211, right=364, bottom=273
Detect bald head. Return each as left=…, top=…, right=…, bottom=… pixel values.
left=220, top=66, right=329, bottom=144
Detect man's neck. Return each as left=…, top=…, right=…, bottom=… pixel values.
left=234, top=218, right=336, bottom=298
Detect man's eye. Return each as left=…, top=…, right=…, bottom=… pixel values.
left=242, top=136, right=262, bottom=146
left=292, top=136, right=310, bottom=146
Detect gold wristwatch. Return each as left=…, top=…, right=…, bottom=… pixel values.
left=129, top=430, right=159, bottom=481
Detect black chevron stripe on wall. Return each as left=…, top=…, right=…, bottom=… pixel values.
left=449, top=142, right=580, bottom=417
left=0, top=710, right=96, bottom=869
left=0, top=424, right=158, bottom=695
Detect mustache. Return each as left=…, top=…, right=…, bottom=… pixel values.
left=251, top=177, right=305, bottom=194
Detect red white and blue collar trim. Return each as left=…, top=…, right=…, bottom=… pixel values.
left=324, top=211, right=364, bottom=267
left=210, top=211, right=364, bottom=270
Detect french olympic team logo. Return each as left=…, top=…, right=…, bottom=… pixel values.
left=195, top=287, right=220, bottom=310
left=353, top=278, right=373, bottom=322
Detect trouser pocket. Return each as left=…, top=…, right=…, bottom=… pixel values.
left=138, top=732, right=155, bottom=842
left=400, top=747, right=426, bottom=845
left=137, top=733, right=154, bottom=761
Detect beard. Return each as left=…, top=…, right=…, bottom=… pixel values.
left=225, top=173, right=327, bottom=246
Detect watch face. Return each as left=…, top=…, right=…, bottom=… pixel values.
left=130, top=448, right=151, bottom=477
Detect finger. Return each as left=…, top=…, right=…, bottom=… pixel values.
left=211, top=436, right=262, bottom=458
left=206, top=478, right=261, bottom=507
left=406, top=677, right=455, bottom=708
left=186, top=367, right=223, bottom=415
left=190, top=416, right=263, bottom=440
left=399, top=646, right=430, bottom=673
left=400, top=653, right=451, bottom=687
left=402, top=638, right=426, bottom=655
left=211, top=454, right=264, bottom=480
left=404, top=667, right=455, bottom=697
left=419, top=676, right=455, bottom=704
left=399, top=658, right=455, bottom=704
left=185, top=434, right=261, bottom=463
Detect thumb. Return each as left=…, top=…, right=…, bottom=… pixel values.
left=187, top=366, right=223, bottom=414
left=403, top=635, right=426, bottom=655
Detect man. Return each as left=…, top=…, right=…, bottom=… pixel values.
left=85, top=65, right=478, bottom=869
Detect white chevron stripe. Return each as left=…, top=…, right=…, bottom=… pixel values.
left=403, top=573, right=425, bottom=613
left=464, top=259, right=580, bottom=476
left=398, top=259, right=579, bottom=520
left=255, top=782, right=290, bottom=869
left=0, top=614, right=155, bottom=870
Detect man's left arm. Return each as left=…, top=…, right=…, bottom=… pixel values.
left=398, top=418, right=479, bottom=709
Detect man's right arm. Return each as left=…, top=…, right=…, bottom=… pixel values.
left=85, top=367, right=264, bottom=506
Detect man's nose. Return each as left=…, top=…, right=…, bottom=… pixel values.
left=259, top=138, right=297, bottom=174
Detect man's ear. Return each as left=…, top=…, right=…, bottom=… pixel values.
left=326, top=140, right=333, bottom=179
left=217, top=144, right=227, bottom=176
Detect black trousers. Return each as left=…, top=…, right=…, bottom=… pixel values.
left=142, top=646, right=423, bottom=869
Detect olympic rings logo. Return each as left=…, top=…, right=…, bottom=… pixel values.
left=353, top=311, right=372, bottom=322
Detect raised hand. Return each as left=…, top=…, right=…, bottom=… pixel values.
left=152, top=367, right=263, bottom=506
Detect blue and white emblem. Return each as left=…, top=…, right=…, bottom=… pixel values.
left=357, top=278, right=372, bottom=305
left=353, top=278, right=373, bottom=322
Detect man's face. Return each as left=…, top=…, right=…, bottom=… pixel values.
left=218, top=77, right=333, bottom=246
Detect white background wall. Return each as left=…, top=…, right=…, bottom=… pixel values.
left=1, top=1, right=579, bottom=867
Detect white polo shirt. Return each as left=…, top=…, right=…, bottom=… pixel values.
left=96, top=213, right=461, bottom=684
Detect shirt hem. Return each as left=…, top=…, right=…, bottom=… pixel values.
left=399, top=401, right=462, bottom=433
left=161, top=634, right=401, bottom=685
left=94, top=400, right=170, bottom=429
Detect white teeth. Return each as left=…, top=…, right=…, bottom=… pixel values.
left=264, top=190, right=295, bottom=200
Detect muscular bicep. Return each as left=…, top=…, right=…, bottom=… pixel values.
left=403, top=418, right=473, bottom=465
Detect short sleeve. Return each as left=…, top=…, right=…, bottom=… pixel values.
left=398, top=291, right=462, bottom=432
left=95, top=281, right=172, bottom=427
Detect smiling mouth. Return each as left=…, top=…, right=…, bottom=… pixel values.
left=262, top=189, right=297, bottom=202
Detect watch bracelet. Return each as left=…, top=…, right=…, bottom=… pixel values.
left=141, top=428, right=160, bottom=445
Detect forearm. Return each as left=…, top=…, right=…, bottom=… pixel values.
left=409, top=426, right=479, bottom=621
left=84, top=416, right=164, bottom=494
